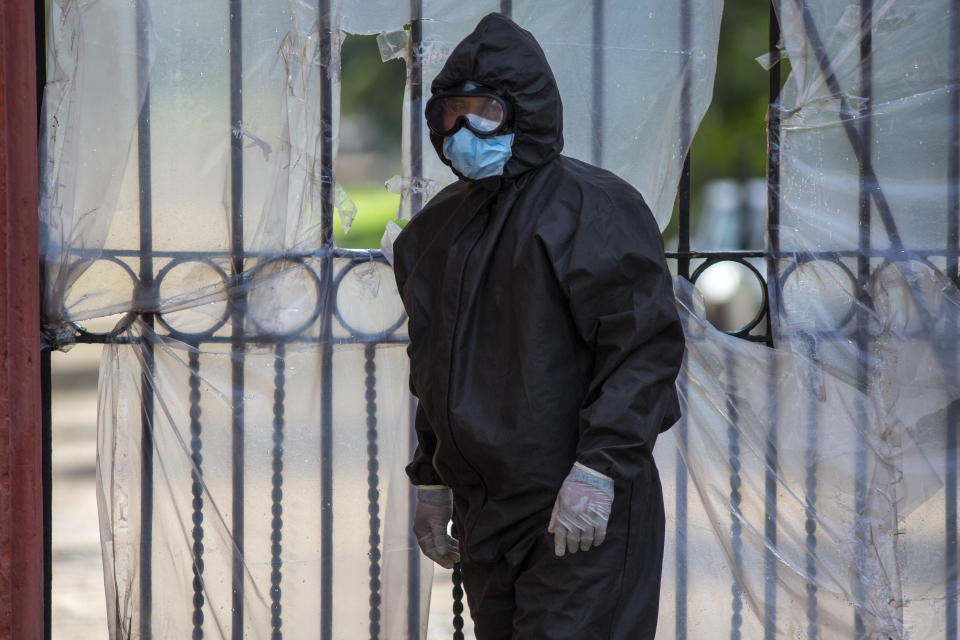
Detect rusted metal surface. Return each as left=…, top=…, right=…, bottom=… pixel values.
left=0, top=0, right=43, bottom=637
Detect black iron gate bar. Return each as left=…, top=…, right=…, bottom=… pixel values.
left=763, top=9, right=782, bottom=638
left=135, top=0, right=155, bottom=635
left=759, top=8, right=789, bottom=632
left=408, top=2, right=425, bottom=637
left=37, top=1, right=960, bottom=640
left=944, top=0, right=960, bottom=640
left=229, top=0, right=247, bottom=633
left=949, top=0, right=960, bottom=638
left=765, top=3, right=783, bottom=638
left=854, top=2, right=873, bottom=632
left=674, top=0, right=693, bottom=636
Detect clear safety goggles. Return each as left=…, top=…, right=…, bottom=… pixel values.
left=424, top=91, right=512, bottom=137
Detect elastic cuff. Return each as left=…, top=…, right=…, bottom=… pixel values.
left=573, top=461, right=613, bottom=483
left=416, top=485, right=452, bottom=507
left=569, top=462, right=615, bottom=501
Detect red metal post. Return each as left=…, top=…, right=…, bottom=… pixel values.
left=0, top=0, right=43, bottom=637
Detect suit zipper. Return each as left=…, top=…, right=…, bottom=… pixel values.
left=444, top=214, right=490, bottom=543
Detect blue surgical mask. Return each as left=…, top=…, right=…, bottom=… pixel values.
left=442, top=127, right=514, bottom=180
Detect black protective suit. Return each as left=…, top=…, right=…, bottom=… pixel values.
left=393, top=13, right=685, bottom=639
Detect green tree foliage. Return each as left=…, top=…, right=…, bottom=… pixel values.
left=690, top=4, right=774, bottom=209
left=340, top=33, right=406, bottom=148
left=657, top=4, right=774, bottom=245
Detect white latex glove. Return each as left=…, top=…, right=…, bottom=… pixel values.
left=413, top=486, right=460, bottom=568
left=547, top=462, right=614, bottom=557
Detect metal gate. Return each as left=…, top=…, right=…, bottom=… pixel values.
left=37, top=0, right=960, bottom=638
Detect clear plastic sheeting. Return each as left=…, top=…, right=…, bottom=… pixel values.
left=39, top=0, right=960, bottom=638
left=40, top=0, right=721, bottom=342
left=664, top=276, right=955, bottom=639
left=39, top=1, right=723, bottom=639
left=657, top=1, right=960, bottom=638
left=39, top=0, right=151, bottom=340
left=97, top=321, right=422, bottom=639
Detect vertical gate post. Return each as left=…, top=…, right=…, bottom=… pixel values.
left=0, top=0, right=43, bottom=638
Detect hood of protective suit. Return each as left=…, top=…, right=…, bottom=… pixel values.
left=429, top=13, right=564, bottom=179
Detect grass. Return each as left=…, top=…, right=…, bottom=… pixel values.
left=333, top=183, right=402, bottom=249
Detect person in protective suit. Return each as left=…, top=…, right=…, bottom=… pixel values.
left=392, top=12, right=685, bottom=640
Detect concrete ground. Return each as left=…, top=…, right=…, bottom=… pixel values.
left=50, top=344, right=471, bottom=640
left=50, top=344, right=108, bottom=640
